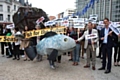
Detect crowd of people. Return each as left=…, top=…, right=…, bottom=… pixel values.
left=0, top=18, right=120, bottom=74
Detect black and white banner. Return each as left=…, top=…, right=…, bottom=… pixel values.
left=85, top=33, right=98, bottom=40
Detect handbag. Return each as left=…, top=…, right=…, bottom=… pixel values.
left=25, top=46, right=37, bottom=60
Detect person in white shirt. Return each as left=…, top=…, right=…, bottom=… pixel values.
left=13, top=27, right=21, bottom=60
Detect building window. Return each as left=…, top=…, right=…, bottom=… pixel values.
left=0, top=5, right=3, bottom=11
left=116, top=6, right=118, bottom=8
left=115, top=15, right=117, bottom=17
left=118, top=15, right=120, bottom=17
left=8, top=15, right=10, bottom=21
left=14, top=5, right=16, bottom=11
left=7, top=6, right=10, bottom=12
left=0, top=14, right=3, bottom=21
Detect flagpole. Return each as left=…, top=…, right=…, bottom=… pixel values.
left=109, top=0, right=112, bottom=21
left=99, top=0, right=101, bottom=20
left=95, top=0, right=96, bottom=14
left=103, top=0, right=106, bottom=19
left=91, top=39, right=95, bottom=51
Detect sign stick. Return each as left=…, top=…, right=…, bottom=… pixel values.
left=91, top=39, right=95, bottom=51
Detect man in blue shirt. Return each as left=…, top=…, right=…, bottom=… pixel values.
left=98, top=18, right=115, bottom=74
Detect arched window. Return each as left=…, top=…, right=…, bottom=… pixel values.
left=7, top=6, right=10, bottom=12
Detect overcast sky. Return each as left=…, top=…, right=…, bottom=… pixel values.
left=28, top=0, right=76, bottom=16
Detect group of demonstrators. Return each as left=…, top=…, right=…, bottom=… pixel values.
left=0, top=17, right=120, bottom=74
left=1, top=25, right=38, bottom=61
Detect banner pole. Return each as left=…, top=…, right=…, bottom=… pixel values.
left=91, top=39, right=95, bottom=51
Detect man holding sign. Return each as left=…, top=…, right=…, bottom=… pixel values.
left=98, top=18, right=117, bottom=74
left=76, top=22, right=98, bottom=70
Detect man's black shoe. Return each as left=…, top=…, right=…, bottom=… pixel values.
left=69, top=59, right=73, bottom=61
left=100, top=57, right=103, bottom=59
left=97, top=56, right=100, bottom=58
left=104, top=70, right=111, bottom=74
left=13, top=58, right=16, bottom=60
left=7, top=55, right=12, bottom=58
left=98, top=67, right=105, bottom=70
left=17, top=58, right=20, bottom=60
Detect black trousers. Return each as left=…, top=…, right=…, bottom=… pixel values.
left=48, top=49, right=58, bottom=66
left=13, top=45, right=20, bottom=59
left=6, top=43, right=13, bottom=56
left=98, top=42, right=103, bottom=57
left=114, top=42, right=120, bottom=62
left=102, top=44, right=112, bottom=71
left=114, top=46, right=119, bottom=62
left=57, top=56, right=61, bottom=61
left=1, top=42, right=6, bottom=55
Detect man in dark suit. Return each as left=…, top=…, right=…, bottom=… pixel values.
left=98, top=18, right=117, bottom=74
left=0, top=24, right=7, bottom=57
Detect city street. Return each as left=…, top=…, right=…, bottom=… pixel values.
left=0, top=0, right=120, bottom=80
left=0, top=48, right=120, bottom=80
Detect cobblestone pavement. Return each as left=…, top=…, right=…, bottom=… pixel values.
left=0, top=49, right=120, bottom=80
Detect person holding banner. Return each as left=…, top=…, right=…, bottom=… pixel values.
left=116, top=36, right=120, bottom=66
left=69, top=28, right=81, bottom=66
left=68, top=27, right=75, bottom=61
left=34, top=25, right=43, bottom=61
left=5, top=29, right=13, bottom=58
left=76, top=22, right=99, bottom=70
left=13, top=28, right=21, bottom=60
left=20, top=26, right=30, bottom=61
left=98, top=18, right=116, bottom=74
left=1, top=24, right=7, bottom=57
left=113, top=33, right=119, bottom=66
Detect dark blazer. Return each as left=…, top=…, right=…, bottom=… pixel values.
left=100, top=28, right=116, bottom=48
left=0, top=26, right=7, bottom=36
left=112, top=32, right=118, bottom=47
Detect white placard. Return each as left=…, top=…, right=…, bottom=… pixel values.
left=6, top=24, right=15, bottom=29
left=89, top=14, right=98, bottom=22
left=74, top=22, right=85, bottom=28
left=109, top=24, right=120, bottom=35
left=73, top=18, right=85, bottom=28
left=44, top=21, right=56, bottom=26
left=36, top=16, right=45, bottom=24
left=85, top=33, right=98, bottom=40
left=62, top=20, right=69, bottom=27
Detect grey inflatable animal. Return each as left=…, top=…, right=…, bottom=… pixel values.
left=36, top=32, right=76, bottom=69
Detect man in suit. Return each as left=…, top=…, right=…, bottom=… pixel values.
left=0, top=24, right=7, bottom=57
left=98, top=18, right=116, bottom=74
left=76, top=22, right=99, bottom=70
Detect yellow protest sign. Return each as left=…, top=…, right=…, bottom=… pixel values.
left=25, top=26, right=66, bottom=38
left=0, top=36, right=16, bottom=42
left=0, top=26, right=66, bottom=42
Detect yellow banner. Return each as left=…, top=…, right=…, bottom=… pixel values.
left=0, top=26, right=66, bottom=42
left=25, top=26, right=65, bottom=38
left=0, top=36, right=17, bottom=42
